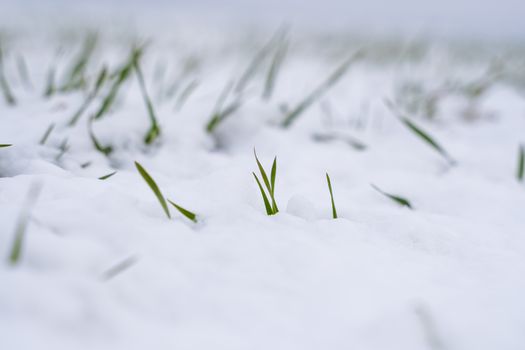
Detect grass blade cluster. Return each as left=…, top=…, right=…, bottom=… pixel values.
left=253, top=150, right=278, bottom=215
left=68, top=66, right=107, bottom=126
left=135, top=161, right=198, bottom=222
left=60, top=33, right=97, bottom=92
left=94, top=46, right=142, bottom=120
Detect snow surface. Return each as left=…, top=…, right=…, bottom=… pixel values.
left=1, top=17, right=525, bottom=350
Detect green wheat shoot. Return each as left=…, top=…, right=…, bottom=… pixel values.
left=253, top=150, right=278, bottom=215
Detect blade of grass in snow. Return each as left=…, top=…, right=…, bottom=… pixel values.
left=133, top=57, right=161, bottom=145
left=94, top=47, right=142, bottom=120
left=326, top=173, right=338, bottom=219
left=0, top=144, right=12, bottom=148
left=281, top=50, right=363, bottom=128
left=205, top=90, right=242, bottom=134
left=55, top=138, right=69, bottom=162
left=236, top=27, right=286, bottom=93
left=253, top=150, right=278, bottom=215
left=312, top=132, right=367, bottom=151
left=98, top=171, right=117, bottom=180
left=43, top=65, right=56, bottom=98
left=517, top=144, right=524, bottom=182
left=88, top=118, right=113, bottom=156
left=8, top=182, right=42, bottom=266
left=68, top=66, right=107, bottom=126
left=39, top=123, right=55, bottom=145
left=253, top=172, right=273, bottom=215
left=400, top=117, right=455, bottom=165
left=263, top=35, right=288, bottom=100
left=167, top=199, right=197, bottom=223
left=371, top=184, right=413, bottom=209
left=16, top=54, right=32, bottom=90
left=101, top=255, right=138, bottom=281
left=0, top=43, right=16, bottom=106
left=174, top=79, right=199, bottom=111
left=135, top=161, right=171, bottom=219
left=60, top=33, right=97, bottom=92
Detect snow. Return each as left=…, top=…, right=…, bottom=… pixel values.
left=1, top=15, right=525, bottom=350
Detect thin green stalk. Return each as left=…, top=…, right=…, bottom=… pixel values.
left=0, top=43, right=16, bottom=106
left=39, top=123, right=55, bottom=145
left=326, top=173, right=338, bottom=219
left=135, top=161, right=171, bottom=219
left=98, top=171, right=117, bottom=180
left=93, top=46, right=142, bottom=120
left=167, top=199, right=198, bottom=223
left=400, top=117, right=455, bottom=165
left=517, top=144, right=524, bottom=182
left=371, top=184, right=413, bottom=209
left=133, top=58, right=161, bottom=145
left=68, top=66, right=107, bottom=126
left=281, top=50, right=363, bottom=128
left=8, top=183, right=42, bottom=266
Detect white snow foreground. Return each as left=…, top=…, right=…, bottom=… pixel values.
left=1, top=22, right=525, bottom=350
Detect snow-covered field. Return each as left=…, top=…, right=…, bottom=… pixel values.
left=1, top=14, right=525, bottom=350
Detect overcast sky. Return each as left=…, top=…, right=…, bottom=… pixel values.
left=4, top=0, right=525, bottom=40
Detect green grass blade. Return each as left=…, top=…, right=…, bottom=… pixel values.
left=8, top=183, right=42, bottom=266
left=326, top=173, right=338, bottom=219
left=68, top=66, right=107, bottom=126
left=254, top=149, right=272, bottom=192
left=371, top=184, right=413, bottom=209
left=135, top=161, right=171, bottom=219
left=16, top=54, right=32, bottom=90
left=236, top=27, right=286, bottom=93
left=167, top=199, right=197, bottom=223
left=0, top=44, right=16, bottom=106
left=270, top=157, right=277, bottom=194
left=253, top=172, right=273, bottom=215
left=101, top=255, right=138, bottom=281
left=60, top=33, right=97, bottom=92
left=174, top=79, right=199, bottom=111
left=263, top=37, right=288, bottom=100
left=133, top=57, right=161, bottom=145
left=88, top=119, right=113, bottom=156
left=0, top=144, right=12, bottom=148
left=400, top=117, right=454, bottom=164
left=518, top=144, right=524, bottom=182
left=269, top=156, right=278, bottom=213
left=281, top=50, right=362, bottom=128
left=94, top=47, right=142, bottom=120
left=43, top=66, right=56, bottom=98
left=98, top=171, right=117, bottom=180
left=39, top=123, right=55, bottom=145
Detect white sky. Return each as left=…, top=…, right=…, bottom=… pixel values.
left=4, top=0, right=525, bottom=40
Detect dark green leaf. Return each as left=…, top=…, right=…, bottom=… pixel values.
left=135, top=161, right=171, bottom=219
